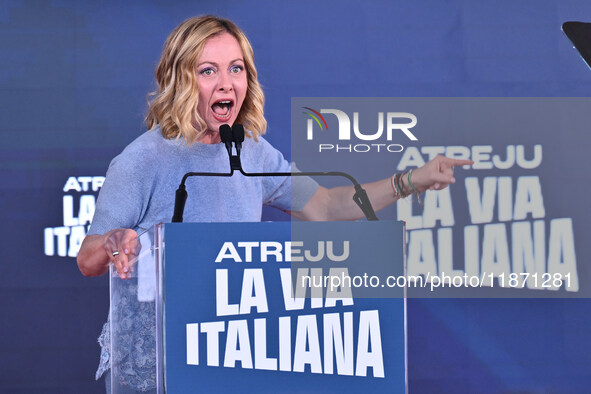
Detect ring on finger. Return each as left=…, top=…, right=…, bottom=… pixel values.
left=112, top=250, right=120, bottom=257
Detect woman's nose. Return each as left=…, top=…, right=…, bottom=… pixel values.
left=218, top=71, right=233, bottom=91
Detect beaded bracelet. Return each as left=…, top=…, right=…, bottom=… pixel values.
left=395, top=173, right=405, bottom=197
left=396, top=172, right=410, bottom=198
left=407, top=169, right=417, bottom=193
left=391, top=170, right=424, bottom=202
left=390, top=173, right=400, bottom=197
left=407, top=169, right=423, bottom=205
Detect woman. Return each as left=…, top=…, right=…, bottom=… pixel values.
left=77, top=15, right=471, bottom=392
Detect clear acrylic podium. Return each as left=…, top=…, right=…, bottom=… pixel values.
left=109, top=221, right=407, bottom=393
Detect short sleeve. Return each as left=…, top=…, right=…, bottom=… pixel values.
left=87, top=148, right=154, bottom=235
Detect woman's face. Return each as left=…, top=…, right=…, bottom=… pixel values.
left=195, top=32, right=248, bottom=141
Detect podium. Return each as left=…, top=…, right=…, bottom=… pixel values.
left=109, top=221, right=407, bottom=393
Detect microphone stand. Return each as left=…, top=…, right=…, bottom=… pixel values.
left=239, top=169, right=378, bottom=221
left=171, top=125, right=236, bottom=223
left=171, top=124, right=379, bottom=222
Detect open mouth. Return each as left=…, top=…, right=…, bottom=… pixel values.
left=211, top=99, right=234, bottom=121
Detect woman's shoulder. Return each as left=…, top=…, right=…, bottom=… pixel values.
left=244, top=132, right=276, bottom=153
left=242, top=132, right=291, bottom=172
left=122, top=126, right=170, bottom=155
left=111, top=126, right=174, bottom=165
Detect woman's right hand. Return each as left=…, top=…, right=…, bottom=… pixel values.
left=77, top=228, right=139, bottom=278
left=103, top=228, right=139, bottom=279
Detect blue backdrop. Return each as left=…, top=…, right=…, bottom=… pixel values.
left=1, top=0, right=590, bottom=393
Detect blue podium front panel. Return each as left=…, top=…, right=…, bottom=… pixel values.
left=162, top=221, right=406, bottom=393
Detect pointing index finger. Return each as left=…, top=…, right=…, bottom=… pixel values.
left=443, top=157, right=474, bottom=168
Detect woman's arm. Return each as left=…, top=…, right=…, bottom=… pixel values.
left=292, top=155, right=473, bottom=221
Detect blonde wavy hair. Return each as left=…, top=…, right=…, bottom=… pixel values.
left=146, top=16, right=267, bottom=144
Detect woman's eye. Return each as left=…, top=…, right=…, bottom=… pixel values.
left=230, top=65, right=243, bottom=74
left=200, top=68, right=215, bottom=76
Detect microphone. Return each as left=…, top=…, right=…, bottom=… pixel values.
left=220, top=123, right=241, bottom=170
left=232, top=123, right=245, bottom=156
left=171, top=185, right=188, bottom=223
left=219, top=124, right=233, bottom=157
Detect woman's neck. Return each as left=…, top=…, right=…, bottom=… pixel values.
left=197, top=130, right=221, bottom=144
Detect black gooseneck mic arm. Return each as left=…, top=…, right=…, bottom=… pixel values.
left=231, top=124, right=378, bottom=221
left=171, top=124, right=379, bottom=222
